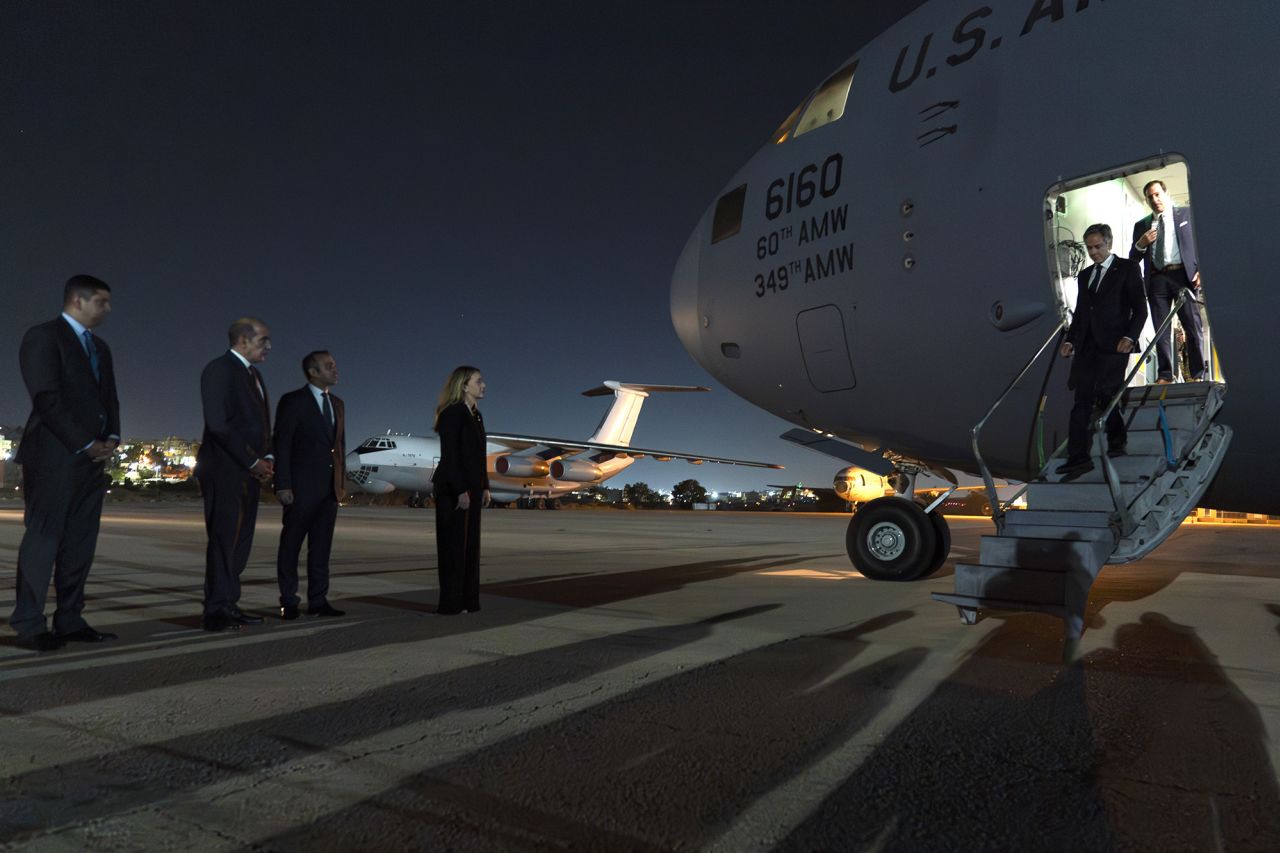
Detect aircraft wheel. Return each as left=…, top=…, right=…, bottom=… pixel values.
left=846, top=496, right=935, bottom=581
left=926, top=510, right=951, bottom=576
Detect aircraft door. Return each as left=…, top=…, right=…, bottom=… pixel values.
left=796, top=304, right=856, bottom=392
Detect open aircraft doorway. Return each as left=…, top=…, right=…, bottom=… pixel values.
left=1045, top=159, right=1221, bottom=388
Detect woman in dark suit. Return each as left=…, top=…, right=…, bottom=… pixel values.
left=431, top=366, right=490, bottom=614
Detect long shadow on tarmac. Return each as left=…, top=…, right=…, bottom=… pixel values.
left=249, top=611, right=925, bottom=852
left=0, top=553, right=813, bottom=713
left=0, top=604, right=782, bottom=843
left=772, top=611, right=1280, bottom=851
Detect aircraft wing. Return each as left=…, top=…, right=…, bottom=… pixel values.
left=487, top=432, right=782, bottom=469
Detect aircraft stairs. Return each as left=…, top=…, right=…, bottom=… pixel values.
left=933, top=302, right=1232, bottom=652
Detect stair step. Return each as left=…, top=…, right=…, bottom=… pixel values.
left=1004, top=508, right=1113, bottom=528
left=954, top=563, right=1068, bottom=606
left=979, top=535, right=1112, bottom=571
left=1028, top=481, right=1130, bottom=510
left=1125, top=403, right=1203, bottom=432
left=1121, top=381, right=1216, bottom=404
left=1044, top=454, right=1164, bottom=485
left=998, top=523, right=1118, bottom=542
left=1122, top=429, right=1191, bottom=457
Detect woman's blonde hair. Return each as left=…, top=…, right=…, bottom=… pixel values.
left=434, top=365, right=480, bottom=430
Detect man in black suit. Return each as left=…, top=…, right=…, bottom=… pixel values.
left=197, top=318, right=273, bottom=632
left=273, top=350, right=346, bottom=620
left=1058, top=224, right=1149, bottom=477
left=1130, top=179, right=1205, bottom=383
left=10, top=275, right=121, bottom=652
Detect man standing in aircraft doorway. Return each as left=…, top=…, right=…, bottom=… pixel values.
left=272, top=350, right=346, bottom=620
left=1058, top=224, right=1148, bottom=477
left=1130, top=179, right=1206, bottom=383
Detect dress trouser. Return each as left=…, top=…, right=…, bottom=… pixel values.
left=434, top=488, right=482, bottom=613
left=1067, top=337, right=1128, bottom=462
left=10, top=454, right=107, bottom=638
left=1148, top=267, right=1205, bottom=381
left=200, top=468, right=260, bottom=615
left=277, top=493, right=338, bottom=608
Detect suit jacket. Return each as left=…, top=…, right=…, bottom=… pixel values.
left=431, top=402, right=490, bottom=496
left=273, top=386, right=346, bottom=502
left=1067, top=256, right=1148, bottom=353
left=197, top=351, right=271, bottom=479
left=15, top=317, right=120, bottom=467
left=1130, top=204, right=1199, bottom=284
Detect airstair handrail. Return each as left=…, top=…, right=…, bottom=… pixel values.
left=1092, top=292, right=1189, bottom=532
left=971, top=320, right=1066, bottom=532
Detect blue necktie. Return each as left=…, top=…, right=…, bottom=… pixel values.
left=83, top=330, right=100, bottom=382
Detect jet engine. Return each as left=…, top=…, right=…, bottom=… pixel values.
left=833, top=467, right=892, bottom=504
left=550, top=459, right=603, bottom=482
left=494, top=456, right=550, bottom=478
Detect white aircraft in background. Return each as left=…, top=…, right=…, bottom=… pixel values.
left=346, top=381, right=781, bottom=507
left=670, top=0, right=1269, bottom=642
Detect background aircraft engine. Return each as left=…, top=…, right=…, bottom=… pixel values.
left=833, top=467, right=892, bottom=504
left=550, top=459, right=603, bottom=482
left=494, top=456, right=550, bottom=478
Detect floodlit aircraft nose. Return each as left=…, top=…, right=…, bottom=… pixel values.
left=670, top=218, right=705, bottom=365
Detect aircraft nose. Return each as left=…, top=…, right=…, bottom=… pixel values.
left=670, top=218, right=705, bottom=362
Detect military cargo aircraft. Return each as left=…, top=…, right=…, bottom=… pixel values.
left=346, top=381, right=781, bottom=507
left=670, top=0, right=1265, bottom=641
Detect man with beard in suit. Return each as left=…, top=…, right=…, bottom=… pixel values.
left=273, top=350, right=346, bottom=620
left=1130, top=179, right=1206, bottom=383
left=10, top=275, right=121, bottom=652
left=1057, top=224, right=1148, bottom=478
left=197, top=317, right=273, bottom=631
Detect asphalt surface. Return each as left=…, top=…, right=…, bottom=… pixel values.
left=1, top=504, right=1278, bottom=851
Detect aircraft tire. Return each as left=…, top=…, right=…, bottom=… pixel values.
left=926, top=510, right=951, bottom=576
left=846, top=496, right=935, bottom=581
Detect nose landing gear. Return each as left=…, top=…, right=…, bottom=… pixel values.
left=845, top=465, right=951, bottom=581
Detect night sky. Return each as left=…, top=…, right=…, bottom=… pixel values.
left=2, top=1, right=924, bottom=493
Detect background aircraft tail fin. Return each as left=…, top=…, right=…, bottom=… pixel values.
left=583, top=381, right=709, bottom=446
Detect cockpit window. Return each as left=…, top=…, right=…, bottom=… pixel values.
left=793, top=63, right=856, bottom=138
left=359, top=437, right=397, bottom=450
left=771, top=100, right=806, bottom=145
left=711, top=184, right=747, bottom=244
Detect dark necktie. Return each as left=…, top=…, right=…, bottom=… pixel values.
left=82, top=330, right=100, bottom=382
left=1154, top=215, right=1166, bottom=270
left=322, top=391, right=335, bottom=439
left=1090, top=264, right=1102, bottom=293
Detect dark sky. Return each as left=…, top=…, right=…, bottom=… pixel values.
left=1, top=1, right=924, bottom=493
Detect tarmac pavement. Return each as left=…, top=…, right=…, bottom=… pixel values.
left=1, top=504, right=1278, bottom=851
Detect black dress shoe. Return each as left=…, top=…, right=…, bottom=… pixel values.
left=280, top=604, right=299, bottom=620
left=1107, top=444, right=1127, bottom=458
left=16, top=632, right=65, bottom=652
left=202, top=611, right=241, bottom=632
left=58, top=626, right=118, bottom=643
left=1055, top=457, right=1092, bottom=475
left=435, top=608, right=462, bottom=616
left=229, top=607, right=264, bottom=625
left=306, top=603, right=345, bottom=618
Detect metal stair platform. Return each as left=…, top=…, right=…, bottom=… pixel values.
left=938, top=379, right=1231, bottom=644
